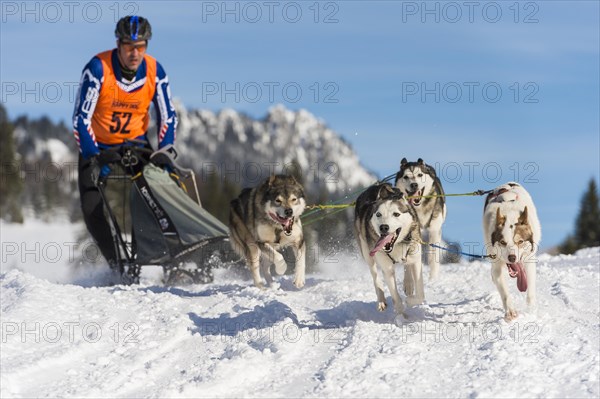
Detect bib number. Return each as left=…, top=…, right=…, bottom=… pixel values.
left=109, top=111, right=132, bottom=134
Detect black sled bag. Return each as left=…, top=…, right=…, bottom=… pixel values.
left=130, top=163, right=229, bottom=264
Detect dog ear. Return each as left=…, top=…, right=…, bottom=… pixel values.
left=518, top=207, right=529, bottom=225
left=379, top=185, right=404, bottom=201
left=495, top=208, right=506, bottom=227
left=389, top=187, right=404, bottom=201
left=268, top=175, right=276, bottom=187
left=417, top=158, right=424, bottom=165
left=400, top=158, right=408, bottom=168
left=377, top=184, right=392, bottom=199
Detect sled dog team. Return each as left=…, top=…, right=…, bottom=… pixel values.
left=229, top=158, right=541, bottom=322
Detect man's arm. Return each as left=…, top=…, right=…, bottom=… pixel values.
left=72, top=58, right=103, bottom=159
left=153, top=61, right=178, bottom=149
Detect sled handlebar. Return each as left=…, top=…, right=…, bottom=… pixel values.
left=98, top=141, right=153, bottom=166
left=97, top=140, right=192, bottom=183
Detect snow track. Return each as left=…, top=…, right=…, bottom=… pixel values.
left=1, top=223, right=598, bottom=398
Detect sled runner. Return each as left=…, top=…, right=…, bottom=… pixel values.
left=94, top=141, right=236, bottom=284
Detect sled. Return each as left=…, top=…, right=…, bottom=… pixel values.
left=95, top=141, right=238, bottom=285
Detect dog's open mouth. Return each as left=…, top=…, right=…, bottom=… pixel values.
left=269, top=212, right=294, bottom=236
left=506, top=262, right=528, bottom=292
left=369, top=228, right=401, bottom=256
left=408, top=188, right=424, bottom=206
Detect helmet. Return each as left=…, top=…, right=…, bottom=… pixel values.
left=115, top=16, right=152, bottom=41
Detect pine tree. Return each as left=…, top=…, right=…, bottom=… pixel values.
left=574, top=179, right=600, bottom=248
left=0, top=104, right=23, bottom=223
left=199, top=171, right=240, bottom=224
left=559, top=178, right=600, bottom=254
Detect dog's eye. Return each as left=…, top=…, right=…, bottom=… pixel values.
left=376, top=212, right=382, bottom=217
left=517, top=240, right=524, bottom=245
left=417, top=173, right=423, bottom=178
left=500, top=240, right=507, bottom=246
left=290, top=197, right=297, bottom=203
left=393, top=212, right=400, bottom=217
left=403, top=176, right=409, bottom=180
left=275, top=199, right=282, bottom=205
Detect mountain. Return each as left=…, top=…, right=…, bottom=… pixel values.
left=6, top=102, right=376, bottom=222
left=169, top=102, right=376, bottom=198
left=9, top=114, right=79, bottom=221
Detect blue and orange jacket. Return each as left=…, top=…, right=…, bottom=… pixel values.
left=72, top=49, right=177, bottom=159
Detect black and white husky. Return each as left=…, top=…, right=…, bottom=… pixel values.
left=395, top=158, right=446, bottom=280
left=229, top=175, right=307, bottom=289
left=483, top=182, right=541, bottom=321
left=354, top=183, right=424, bottom=316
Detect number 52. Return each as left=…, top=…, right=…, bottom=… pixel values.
left=109, top=111, right=132, bottom=134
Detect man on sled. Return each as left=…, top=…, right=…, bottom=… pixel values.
left=73, top=16, right=230, bottom=284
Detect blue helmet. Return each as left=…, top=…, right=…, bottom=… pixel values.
left=115, top=16, right=152, bottom=41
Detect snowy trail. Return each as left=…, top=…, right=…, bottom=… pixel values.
left=1, top=223, right=599, bottom=398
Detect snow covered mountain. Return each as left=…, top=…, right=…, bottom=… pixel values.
left=8, top=103, right=376, bottom=222
left=1, top=220, right=599, bottom=398
left=171, top=103, right=375, bottom=197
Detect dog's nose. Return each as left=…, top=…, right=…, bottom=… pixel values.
left=379, top=224, right=389, bottom=234
left=284, top=208, right=293, bottom=217
left=410, top=183, right=419, bottom=191
left=508, top=254, right=516, bottom=263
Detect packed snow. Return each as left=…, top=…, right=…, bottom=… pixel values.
left=1, top=221, right=599, bottom=398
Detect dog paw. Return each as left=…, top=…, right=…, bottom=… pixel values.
left=393, top=314, right=408, bottom=326
left=377, top=302, right=387, bottom=312
left=252, top=281, right=266, bottom=290
left=504, top=309, right=518, bottom=322
left=293, top=277, right=305, bottom=289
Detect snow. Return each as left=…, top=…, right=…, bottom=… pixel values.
left=1, top=222, right=599, bottom=398
left=45, top=139, right=71, bottom=164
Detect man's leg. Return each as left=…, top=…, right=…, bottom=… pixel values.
left=78, top=154, right=117, bottom=265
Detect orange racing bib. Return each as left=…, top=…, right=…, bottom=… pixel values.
left=92, top=50, right=157, bottom=145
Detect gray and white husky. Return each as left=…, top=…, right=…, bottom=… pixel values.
left=483, top=182, right=541, bottom=321
left=354, top=183, right=424, bottom=316
left=395, top=158, right=447, bottom=280
left=229, top=175, right=307, bottom=289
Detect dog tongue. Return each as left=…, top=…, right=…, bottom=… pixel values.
left=409, top=189, right=422, bottom=205
left=369, top=234, right=394, bottom=257
left=507, top=262, right=528, bottom=292
left=270, top=213, right=292, bottom=230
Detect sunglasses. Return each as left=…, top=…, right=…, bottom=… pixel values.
left=120, top=41, right=147, bottom=52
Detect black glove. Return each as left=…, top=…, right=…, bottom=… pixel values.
left=97, top=150, right=122, bottom=168
left=91, top=151, right=121, bottom=186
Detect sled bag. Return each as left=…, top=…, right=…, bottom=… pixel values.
left=130, top=163, right=229, bottom=264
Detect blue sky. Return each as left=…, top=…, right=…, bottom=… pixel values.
left=1, top=0, right=599, bottom=251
